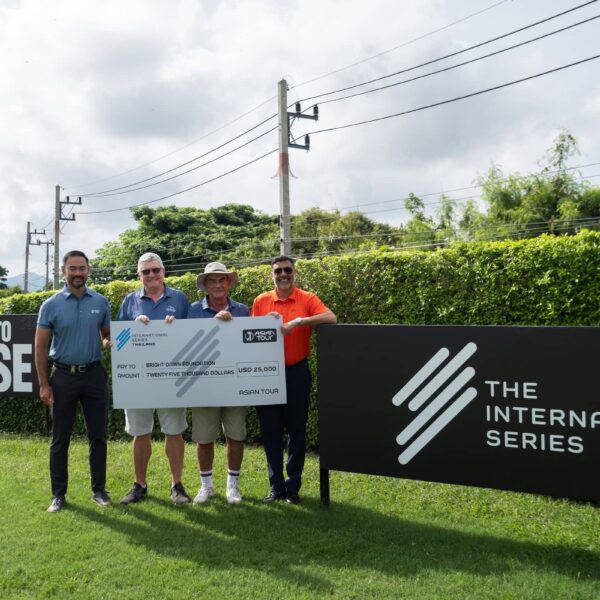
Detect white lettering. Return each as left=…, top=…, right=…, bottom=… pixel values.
left=568, top=436, right=584, bottom=454
left=0, top=321, right=11, bottom=342
left=530, top=408, right=546, bottom=426
left=502, top=381, right=520, bottom=398
left=484, top=380, right=500, bottom=397
left=549, top=409, right=566, bottom=426
left=486, top=430, right=585, bottom=454
left=486, top=430, right=501, bottom=447
left=0, top=343, right=11, bottom=392
left=12, top=344, right=32, bottom=393
left=512, top=406, right=527, bottom=424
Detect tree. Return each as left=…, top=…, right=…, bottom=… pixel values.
left=474, top=130, right=594, bottom=239
left=402, top=193, right=436, bottom=248
left=0, top=264, right=8, bottom=289
left=93, top=204, right=278, bottom=281
left=291, top=208, right=400, bottom=258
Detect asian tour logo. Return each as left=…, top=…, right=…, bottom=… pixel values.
left=115, top=328, right=131, bottom=351
left=392, top=342, right=478, bottom=465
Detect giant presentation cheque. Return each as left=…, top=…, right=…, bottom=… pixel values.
left=111, top=316, right=286, bottom=408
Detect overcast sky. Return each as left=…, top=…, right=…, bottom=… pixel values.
left=1, top=0, right=599, bottom=284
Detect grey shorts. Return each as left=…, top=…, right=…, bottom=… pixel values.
left=124, top=408, right=188, bottom=436
left=191, top=406, right=247, bottom=443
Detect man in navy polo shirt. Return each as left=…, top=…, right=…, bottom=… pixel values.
left=188, top=262, right=249, bottom=505
left=35, top=250, right=112, bottom=513
left=117, top=252, right=192, bottom=506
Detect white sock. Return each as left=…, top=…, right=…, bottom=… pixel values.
left=227, top=470, right=240, bottom=488
left=200, top=471, right=213, bottom=489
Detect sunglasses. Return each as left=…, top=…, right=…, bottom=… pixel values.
left=140, top=267, right=162, bottom=275
left=273, top=267, right=294, bottom=275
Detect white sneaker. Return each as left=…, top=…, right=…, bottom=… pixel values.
left=193, top=486, right=215, bottom=504
left=226, top=484, right=242, bottom=505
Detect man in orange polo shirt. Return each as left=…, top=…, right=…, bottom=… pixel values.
left=252, top=255, right=336, bottom=504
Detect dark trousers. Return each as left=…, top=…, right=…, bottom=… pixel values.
left=49, top=367, right=109, bottom=497
left=257, top=359, right=311, bottom=494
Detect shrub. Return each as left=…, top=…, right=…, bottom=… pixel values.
left=2, top=232, right=599, bottom=444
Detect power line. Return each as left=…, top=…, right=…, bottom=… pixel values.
left=296, top=0, right=598, bottom=104
left=287, top=214, right=600, bottom=244
left=77, top=148, right=278, bottom=215
left=316, top=13, right=600, bottom=108
left=108, top=212, right=600, bottom=278
left=65, top=103, right=278, bottom=191
left=64, top=0, right=512, bottom=193
left=284, top=163, right=600, bottom=226
left=290, top=0, right=514, bottom=90
left=304, top=54, right=600, bottom=137
left=83, top=127, right=277, bottom=199
left=71, top=3, right=600, bottom=212
left=289, top=217, right=600, bottom=261
left=78, top=116, right=278, bottom=198
left=88, top=163, right=600, bottom=272
left=76, top=54, right=600, bottom=218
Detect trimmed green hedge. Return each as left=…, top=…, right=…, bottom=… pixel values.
left=2, top=231, right=600, bottom=444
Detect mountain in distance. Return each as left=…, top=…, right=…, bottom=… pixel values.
left=5, top=273, right=46, bottom=291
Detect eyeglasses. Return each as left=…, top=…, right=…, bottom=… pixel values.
left=140, top=267, right=162, bottom=275
left=273, top=267, right=294, bottom=275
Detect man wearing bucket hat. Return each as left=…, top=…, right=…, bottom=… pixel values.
left=188, top=262, right=250, bottom=505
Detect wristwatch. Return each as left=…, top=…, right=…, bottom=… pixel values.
left=294, top=317, right=303, bottom=326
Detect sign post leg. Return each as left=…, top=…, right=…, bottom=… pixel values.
left=320, top=466, right=330, bottom=508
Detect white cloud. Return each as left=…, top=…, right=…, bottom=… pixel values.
left=1, top=0, right=599, bottom=278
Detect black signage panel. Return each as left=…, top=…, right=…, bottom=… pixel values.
left=0, top=315, right=38, bottom=398
left=317, top=325, right=600, bottom=503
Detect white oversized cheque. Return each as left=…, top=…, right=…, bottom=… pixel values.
left=111, top=316, right=286, bottom=408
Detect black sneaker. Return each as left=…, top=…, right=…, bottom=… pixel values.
left=286, top=491, right=301, bottom=504
left=91, top=490, right=112, bottom=507
left=120, top=483, right=147, bottom=505
left=263, top=490, right=286, bottom=504
left=170, top=482, right=191, bottom=505
left=47, top=496, right=65, bottom=513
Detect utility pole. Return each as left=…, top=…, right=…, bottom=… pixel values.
left=277, top=80, right=291, bottom=256
left=39, top=239, right=54, bottom=289
left=24, top=221, right=31, bottom=293
left=24, top=222, right=44, bottom=292
left=53, top=185, right=60, bottom=288
left=52, top=186, right=81, bottom=289
left=277, top=79, right=319, bottom=256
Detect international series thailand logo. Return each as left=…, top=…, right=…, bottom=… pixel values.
left=115, top=328, right=131, bottom=351
left=392, top=342, right=478, bottom=465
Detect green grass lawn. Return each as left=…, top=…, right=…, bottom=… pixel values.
left=1, top=433, right=598, bottom=599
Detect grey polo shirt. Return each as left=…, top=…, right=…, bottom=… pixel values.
left=37, top=286, right=111, bottom=365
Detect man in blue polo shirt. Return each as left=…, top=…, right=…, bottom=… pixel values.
left=35, top=250, right=112, bottom=513
left=117, top=252, right=192, bottom=506
left=188, top=262, right=249, bottom=505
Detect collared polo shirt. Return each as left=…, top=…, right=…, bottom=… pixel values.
left=37, top=286, right=111, bottom=364
left=251, top=286, right=329, bottom=366
left=188, top=296, right=250, bottom=319
left=116, top=284, right=190, bottom=321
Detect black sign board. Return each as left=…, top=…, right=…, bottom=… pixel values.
left=0, top=315, right=38, bottom=397
left=317, top=325, right=600, bottom=504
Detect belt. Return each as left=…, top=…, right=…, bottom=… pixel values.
left=53, top=360, right=102, bottom=374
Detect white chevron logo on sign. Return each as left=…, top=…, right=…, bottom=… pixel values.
left=392, top=342, right=478, bottom=465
